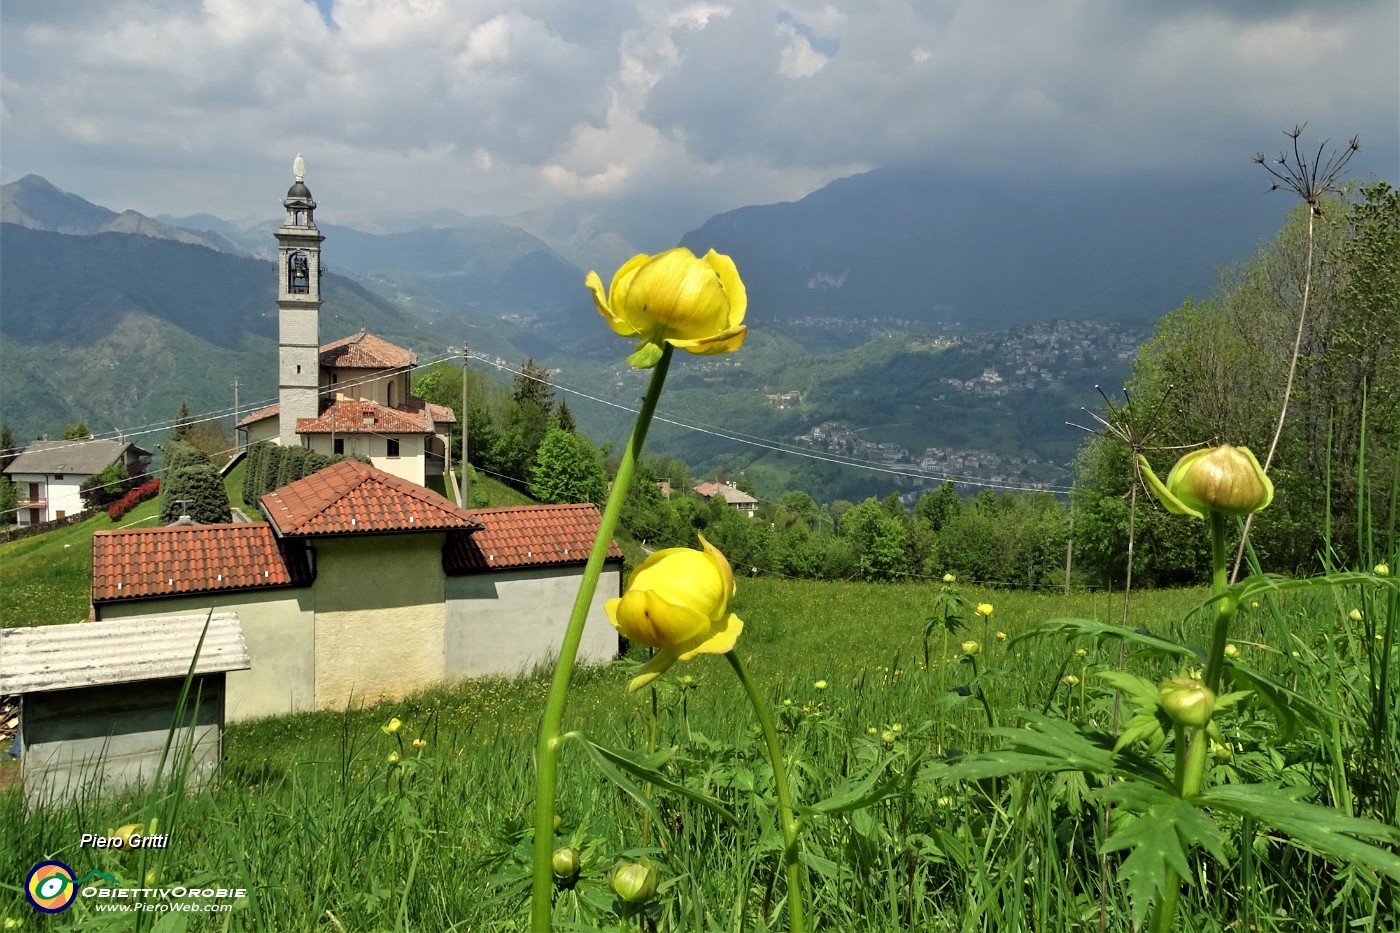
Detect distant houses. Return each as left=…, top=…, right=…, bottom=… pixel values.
left=4, top=439, right=150, bottom=526
left=693, top=481, right=758, bottom=518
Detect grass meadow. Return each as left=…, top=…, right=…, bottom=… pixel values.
left=3, top=574, right=1395, bottom=931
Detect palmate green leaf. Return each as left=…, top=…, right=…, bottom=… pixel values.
left=1227, top=569, right=1399, bottom=607
left=1101, top=786, right=1228, bottom=928
left=797, top=754, right=915, bottom=816
left=1014, top=618, right=1197, bottom=660
left=560, top=732, right=739, bottom=828
left=926, top=712, right=1170, bottom=788
left=1199, top=784, right=1400, bottom=882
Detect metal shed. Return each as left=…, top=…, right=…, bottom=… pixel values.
left=0, top=612, right=250, bottom=808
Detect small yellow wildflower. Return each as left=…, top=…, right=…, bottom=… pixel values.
left=961, top=640, right=982, bottom=657
left=942, top=573, right=956, bottom=583
left=1223, top=643, right=1240, bottom=658
left=382, top=717, right=402, bottom=735
left=412, top=738, right=427, bottom=750
left=867, top=726, right=878, bottom=735
left=1375, top=563, right=1390, bottom=576
left=881, top=730, right=897, bottom=744
left=387, top=751, right=400, bottom=764
left=813, top=680, right=828, bottom=690
left=1349, top=609, right=1363, bottom=622
left=1074, top=647, right=1088, bottom=658
left=1062, top=675, right=1080, bottom=686
left=891, top=723, right=902, bottom=732
left=975, top=603, right=994, bottom=618
left=995, top=631, right=1007, bottom=640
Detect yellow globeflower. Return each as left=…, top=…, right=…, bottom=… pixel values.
left=1349, top=609, right=1363, bottom=622
left=1376, top=563, right=1390, bottom=576
left=586, top=248, right=747, bottom=368
left=961, top=640, right=982, bottom=657
left=607, top=533, right=744, bottom=692
left=1140, top=444, right=1272, bottom=520
left=975, top=603, right=994, bottom=618
left=382, top=717, right=402, bottom=735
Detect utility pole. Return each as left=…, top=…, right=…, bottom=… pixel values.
left=460, top=341, right=470, bottom=508
left=232, top=378, right=241, bottom=451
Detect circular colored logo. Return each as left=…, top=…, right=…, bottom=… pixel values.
left=26, top=861, right=77, bottom=913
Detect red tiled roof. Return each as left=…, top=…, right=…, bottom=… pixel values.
left=427, top=402, right=457, bottom=424
left=445, top=503, right=622, bottom=573
left=92, top=523, right=309, bottom=603
left=237, top=403, right=280, bottom=428
left=261, top=459, right=482, bottom=536
left=320, top=331, right=416, bottom=369
left=296, top=400, right=431, bottom=435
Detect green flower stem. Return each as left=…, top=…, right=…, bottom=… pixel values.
left=530, top=347, right=673, bottom=933
left=726, top=650, right=806, bottom=933
left=1203, top=511, right=1235, bottom=693
left=1151, top=725, right=1210, bottom=933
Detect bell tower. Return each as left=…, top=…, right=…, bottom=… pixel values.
left=276, top=154, right=325, bottom=445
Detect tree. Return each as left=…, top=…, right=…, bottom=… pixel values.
left=555, top=400, right=577, bottom=434
left=0, top=423, right=16, bottom=471
left=172, top=401, right=194, bottom=441
left=529, top=426, right=607, bottom=506
left=63, top=421, right=92, bottom=440
left=159, top=465, right=231, bottom=525
left=0, top=477, right=17, bottom=525
left=840, top=497, right=909, bottom=581
left=513, top=358, right=556, bottom=411
left=80, top=462, right=131, bottom=508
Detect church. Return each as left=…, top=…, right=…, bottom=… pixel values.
left=237, top=158, right=454, bottom=487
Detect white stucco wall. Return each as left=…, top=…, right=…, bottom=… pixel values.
left=8, top=473, right=85, bottom=524
left=312, top=534, right=446, bottom=709
left=95, top=589, right=315, bottom=723
left=444, top=562, right=622, bottom=679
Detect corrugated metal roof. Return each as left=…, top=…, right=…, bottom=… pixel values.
left=0, top=612, right=251, bottom=694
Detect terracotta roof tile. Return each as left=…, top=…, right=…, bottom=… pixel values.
left=237, top=403, right=280, bottom=428
left=426, top=402, right=457, bottom=424
left=92, top=523, right=308, bottom=603
left=320, top=331, right=416, bottom=369
left=296, top=400, right=431, bottom=435
left=261, top=459, right=482, bottom=536
left=445, top=503, right=622, bottom=573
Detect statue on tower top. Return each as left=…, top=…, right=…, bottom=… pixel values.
left=293, top=154, right=305, bottom=183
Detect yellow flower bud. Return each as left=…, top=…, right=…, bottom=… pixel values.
left=552, top=847, right=581, bottom=882
left=1376, top=563, right=1390, bottom=576
left=412, top=738, right=427, bottom=750
left=1074, top=648, right=1088, bottom=658
left=1158, top=677, right=1216, bottom=729
left=382, top=717, right=402, bottom=735
left=867, top=726, right=877, bottom=735
left=606, top=534, right=744, bottom=693
left=1140, top=445, right=1273, bottom=520
left=891, top=723, right=902, bottom=732
left=995, top=631, right=1007, bottom=640
left=1209, top=739, right=1234, bottom=762
left=813, top=680, right=828, bottom=690
left=975, top=603, right=994, bottom=617
left=586, top=248, right=747, bottom=368
left=881, top=730, right=897, bottom=744
left=942, top=573, right=956, bottom=583
left=610, top=861, right=659, bottom=903
left=1223, top=643, right=1240, bottom=658
left=961, top=640, right=981, bottom=657
left=386, top=751, right=400, bottom=765
left=1349, top=609, right=1363, bottom=622
left=1062, top=675, right=1080, bottom=686
left=113, top=823, right=143, bottom=847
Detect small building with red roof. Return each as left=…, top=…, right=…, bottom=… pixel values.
left=92, top=460, right=622, bottom=720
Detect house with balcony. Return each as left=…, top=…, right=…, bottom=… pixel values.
left=4, top=439, right=151, bottom=526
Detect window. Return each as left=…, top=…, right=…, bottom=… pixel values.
left=54, top=474, right=64, bottom=480
left=387, top=439, right=400, bottom=458
left=333, top=438, right=344, bottom=455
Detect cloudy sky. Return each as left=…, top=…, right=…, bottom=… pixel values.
left=2, top=0, right=1396, bottom=234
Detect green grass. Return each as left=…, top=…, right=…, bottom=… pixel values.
left=16, top=578, right=1389, bottom=932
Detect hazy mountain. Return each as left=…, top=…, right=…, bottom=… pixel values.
left=678, top=165, right=1290, bottom=333
left=2, top=175, right=244, bottom=255
left=0, top=224, right=447, bottom=443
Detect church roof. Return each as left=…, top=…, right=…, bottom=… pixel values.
left=320, top=331, right=417, bottom=369
left=260, top=459, right=481, bottom=537
left=296, top=399, right=436, bottom=435
left=444, top=504, right=622, bottom=574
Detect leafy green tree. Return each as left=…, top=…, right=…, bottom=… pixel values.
left=160, top=465, right=231, bottom=525
left=79, top=462, right=131, bottom=508
left=0, top=423, right=16, bottom=471
left=555, top=401, right=577, bottom=434
left=840, top=497, right=909, bottom=581
left=63, top=421, right=92, bottom=439
left=0, top=477, right=18, bottom=524
left=172, top=401, right=194, bottom=441
left=529, top=426, right=606, bottom=506
left=914, top=482, right=960, bottom=531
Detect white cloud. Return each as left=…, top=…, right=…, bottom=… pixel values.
left=0, top=0, right=1393, bottom=237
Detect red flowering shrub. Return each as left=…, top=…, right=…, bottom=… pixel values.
left=107, top=479, right=161, bottom=521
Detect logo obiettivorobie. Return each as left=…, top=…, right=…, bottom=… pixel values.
left=26, top=860, right=78, bottom=913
